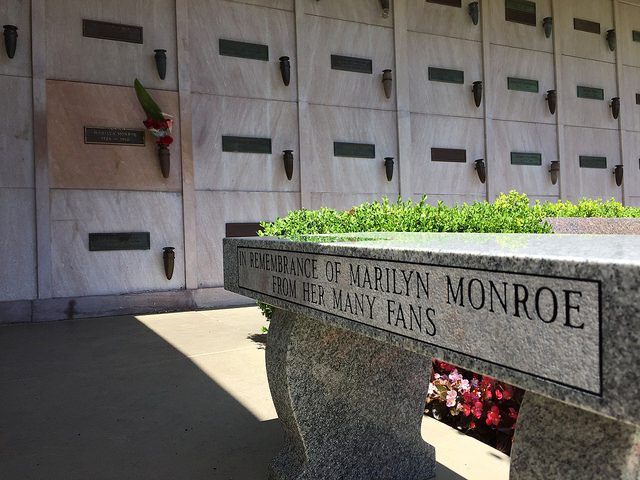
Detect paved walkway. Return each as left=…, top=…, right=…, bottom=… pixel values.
left=0, top=307, right=509, bottom=479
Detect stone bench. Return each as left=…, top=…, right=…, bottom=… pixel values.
left=223, top=232, right=640, bottom=479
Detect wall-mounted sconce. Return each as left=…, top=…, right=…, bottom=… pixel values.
left=472, top=81, right=483, bottom=108
left=474, top=159, right=486, bottom=184
left=163, top=247, right=175, bottom=280
left=3, top=25, right=17, bottom=59
left=613, top=164, right=623, bottom=186
left=384, top=157, right=394, bottom=182
left=606, top=29, right=616, bottom=52
left=158, top=145, right=170, bottom=178
left=543, top=17, right=553, bottom=38
left=468, top=2, right=479, bottom=26
left=154, top=49, right=167, bottom=80
left=279, top=56, right=291, bottom=86
left=380, top=0, right=390, bottom=18
left=610, top=97, right=620, bottom=119
left=549, top=161, right=560, bottom=185
left=382, top=69, right=393, bottom=99
left=283, top=150, right=294, bottom=180
left=546, top=89, right=557, bottom=115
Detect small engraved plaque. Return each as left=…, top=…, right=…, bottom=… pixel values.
left=226, top=223, right=264, bottom=238
left=636, top=93, right=640, bottom=105
left=431, top=148, right=466, bottom=163
left=633, top=31, right=640, bottom=43
left=426, top=0, right=462, bottom=7
left=511, top=152, right=542, bottom=166
left=428, top=67, right=464, bottom=84
left=330, top=55, right=373, bottom=74
left=222, top=136, right=272, bottom=154
left=577, top=86, right=604, bottom=101
left=505, top=0, right=537, bottom=27
left=334, top=142, right=376, bottom=159
left=579, top=156, right=607, bottom=169
left=89, top=232, right=150, bottom=251
left=574, top=18, right=601, bottom=35
left=508, top=77, right=539, bottom=93
left=82, top=20, right=143, bottom=44
left=219, top=39, right=269, bottom=61
left=84, top=127, right=145, bottom=146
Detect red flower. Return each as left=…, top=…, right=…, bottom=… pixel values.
left=502, top=388, right=512, bottom=401
left=462, top=404, right=471, bottom=417
left=157, top=136, right=173, bottom=146
left=472, top=401, right=483, bottom=419
left=486, top=406, right=501, bottom=426
left=495, top=389, right=503, bottom=400
left=508, top=407, right=518, bottom=420
left=485, top=389, right=493, bottom=400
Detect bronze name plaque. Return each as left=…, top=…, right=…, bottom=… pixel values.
left=633, top=31, right=640, bottom=43
left=334, top=142, right=376, bottom=159
left=222, top=136, right=272, bottom=154
left=89, top=232, right=150, bottom=252
left=573, top=18, right=601, bottom=35
left=226, top=223, right=264, bottom=238
left=505, top=0, right=537, bottom=27
left=428, top=67, right=464, bottom=84
left=219, top=39, right=269, bottom=61
left=511, top=152, right=542, bottom=166
left=82, top=20, right=143, bottom=44
left=426, top=0, right=462, bottom=7
left=331, top=55, right=373, bottom=74
left=508, top=77, right=539, bottom=93
left=431, top=148, right=466, bottom=163
left=577, top=86, right=604, bottom=101
left=579, top=156, right=607, bottom=169
left=636, top=93, right=640, bottom=105
left=84, top=127, right=145, bottom=146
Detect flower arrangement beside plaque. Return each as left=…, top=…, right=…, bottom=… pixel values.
left=134, top=79, right=174, bottom=178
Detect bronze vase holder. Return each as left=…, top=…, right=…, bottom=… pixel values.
left=154, top=49, right=167, bottom=80
left=380, top=0, right=390, bottom=18
left=283, top=150, right=294, bottom=180
left=468, top=2, right=479, bottom=25
left=472, top=81, right=483, bottom=108
left=384, top=157, right=394, bottom=181
left=163, top=247, right=175, bottom=280
left=613, top=165, right=623, bottom=187
left=546, top=89, right=557, bottom=115
left=611, top=97, right=620, bottom=120
left=280, top=56, right=291, bottom=86
left=3, top=25, right=17, bottom=59
left=158, top=144, right=170, bottom=178
left=475, top=159, right=486, bottom=184
left=549, top=161, right=560, bottom=185
left=382, top=69, right=393, bottom=99
left=543, top=17, right=553, bottom=38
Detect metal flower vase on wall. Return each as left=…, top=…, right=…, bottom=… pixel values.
left=468, top=2, right=479, bottom=26
left=472, top=81, right=483, bottom=108
left=606, top=29, right=616, bottom=52
left=380, top=0, right=390, bottom=18
left=3, top=25, right=17, bottom=59
left=382, top=69, right=393, bottom=99
left=549, top=161, right=560, bottom=185
left=283, top=150, right=294, bottom=180
left=158, top=145, right=170, bottom=178
left=543, top=17, right=553, bottom=38
left=613, top=165, right=623, bottom=187
left=474, top=159, right=486, bottom=184
left=546, top=89, right=557, bottom=115
left=154, top=49, right=167, bottom=80
left=611, top=97, right=620, bottom=120
left=384, top=157, right=394, bottom=181
left=280, top=56, right=291, bottom=86
left=163, top=247, right=175, bottom=280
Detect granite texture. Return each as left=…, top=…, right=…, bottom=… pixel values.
left=266, top=309, right=435, bottom=480
left=547, top=217, right=640, bottom=235
left=510, top=393, right=640, bottom=480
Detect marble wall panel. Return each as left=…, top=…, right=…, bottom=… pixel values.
left=196, top=191, right=300, bottom=287
left=619, top=2, right=640, bottom=69
left=0, top=0, right=31, bottom=77
left=619, top=65, right=640, bottom=132
left=621, top=131, right=640, bottom=198
left=226, top=0, right=293, bottom=11
left=298, top=15, right=395, bottom=110
left=488, top=0, right=552, bottom=52
left=47, top=80, right=182, bottom=191
left=0, top=75, right=33, bottom=188
left=490, top=120, right=559, bottom=198
left=192, top=94, right=299, bottom=192
left=410, top=114, right=486, bottom=198
left=562, top=127, right=622, bottom=202
left=309, top=193, right=397, bottom=212
left=189, top=0, right=296, bottom=101
left=407, top=0, right=481, bottom=42
left=560, top=56, right=619, bottom=130
left=303, top=0, right=393, bottom=27
left=50, top=190, right=185, bottom=298
left=557, top=0, right=615, bottom=63
left=45, top=0, right=177, bottom=89
left=0, top=188, right=36, bottom=301
left=489, top=46, right=555, bottom=124
left=408, top=33, right=483, bottom=117
left=303, top=105, right=398, bottom=194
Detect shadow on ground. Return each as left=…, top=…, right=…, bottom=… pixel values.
left=0, top=316, right=283, bottom=480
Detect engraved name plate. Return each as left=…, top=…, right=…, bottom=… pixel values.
left=222, top=136, right=272, bottom=154
left=219, top=39, right=269, bottom=61
left=82, top=20, right=143, bottom=44
left=226, top=223, right=264, bottom=238
left=428, top=67, right=464, bottom=84
left=431, top=148, right=466, bottom=163
left=511, top=152, right=542, bottom=166
left=636, top=93, right=640, bottom=105
left=574, top=18, right=601, bottom=35
left=426, top=0, right=462, bottom=7
left=330, top=55, right=373, bottom=74
left=505, top=0, right=537, bottom=27
left=577, top=86, right=604, bottom=101
left=579, top=156, right=607, bottom=169
left=84, top=127, right=145, bottom=146
left=633, top=31, right=640, bottom=43
left=89, top=232, right=150, bottom=251
left=333, top=142, right=376, bottom=159
left=508, top=77, right=539, bottom=93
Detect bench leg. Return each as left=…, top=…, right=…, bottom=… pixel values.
left=510, top=392, right=640, bottom=480
left=265, top=309, right=436, bottom=480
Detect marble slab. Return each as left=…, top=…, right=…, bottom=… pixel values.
left=408, top=32, right=483, bottom=117
left=47, top=80, right=182, bottom=191
left=0, top=75, right=33, bottom=188
left=621, top=131, right=640, bottom=198
left=0, top=188, right=36, bottom=301
left=298, top=15, right=395, bottom=110
left=490, top=120, right=559, bottom=198
left=302, top=105, right=398, bottom=194
left=226, top=0, right=293, bottom=11
left=562, top=126, right=622, bottom=203
left=0, top=0, right=32, bottom=77
left=410, top=114, right=485, bottom=198
left=308, top=193, right=398, bottom=212
left=489, top=46, right=555, bottom=124
left=619, top=65, right=640, bottom=132
left=488, top=0, right=552, bottom=53
left=50, top=189, right=185, bottom=298
left=303, top=0, right=393, bottom=27
left=192, top=94, right=299, bottom=192
left=224, top=232, right=640, bottom=425
left=196, top=190, right=300, bottom=288
left=619, top=2, right=640, bottom=69
left=45, top=0, right=177, bottom=89
left=189, top=0, right=296, bottom=101
left=407, top=0, right=481, bottom=42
